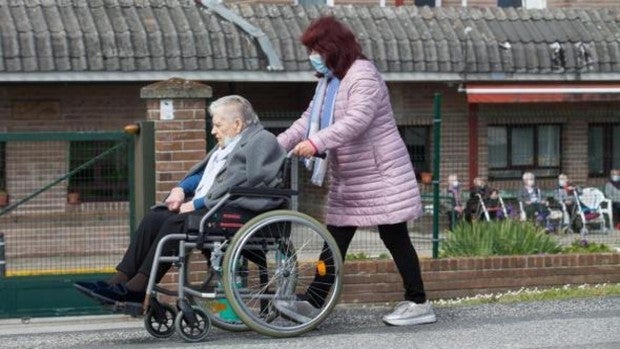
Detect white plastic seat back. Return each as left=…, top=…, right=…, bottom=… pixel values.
left=579, top=188, right=604, bottom=212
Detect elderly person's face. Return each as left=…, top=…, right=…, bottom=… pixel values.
left=523, top=174, right=535, bottom=187
left=211, top=104, right=245, bottom=148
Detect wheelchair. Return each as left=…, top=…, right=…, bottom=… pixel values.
left=137, top=184, right=343, bottom=341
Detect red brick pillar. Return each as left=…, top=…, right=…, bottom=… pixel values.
left=140, top=78, right=212, bottom=201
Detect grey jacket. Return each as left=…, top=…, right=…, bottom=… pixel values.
left=604, top=182, right=620, bottom=202
left=183, top=123, right=286, bottom=211
left=518, top=186, right=543, bottom=205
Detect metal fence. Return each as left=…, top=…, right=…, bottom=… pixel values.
left=0, top=132, right=134, bottom=277
left=328, top=95, right=620, bottom=259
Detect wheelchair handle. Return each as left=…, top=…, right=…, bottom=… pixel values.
left=287, top=149, right=326, bottom=159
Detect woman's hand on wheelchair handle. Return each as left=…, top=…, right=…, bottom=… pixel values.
left=292, top=140, right=317, bottom=158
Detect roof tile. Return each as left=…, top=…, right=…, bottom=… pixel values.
left=0, top=3, right=618, bottom=77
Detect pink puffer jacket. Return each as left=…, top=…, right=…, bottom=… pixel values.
left=277, top=60, right=422, bottom=227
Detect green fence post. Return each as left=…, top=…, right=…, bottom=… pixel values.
left=432, top=93, right=442, bottom=259
left=130, top=121, right=155, bottom=239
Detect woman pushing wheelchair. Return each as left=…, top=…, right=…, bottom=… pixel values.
left=276, top=16, right=436, bottom=327
left=74, top=95, right=286, bottom=305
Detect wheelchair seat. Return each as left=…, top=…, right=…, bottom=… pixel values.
left=185, top=206, right=260, bottom=237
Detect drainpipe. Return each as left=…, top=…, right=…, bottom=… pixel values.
left=195, top=0, right=284, bottom=71
left=431, top=93, right=442, bottom=259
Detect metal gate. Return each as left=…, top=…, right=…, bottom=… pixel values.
left=0, top=131, right=136, bottom=318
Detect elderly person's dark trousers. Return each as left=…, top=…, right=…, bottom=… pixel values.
left=116, top=207, right=197, bottom=284
left=307, top=222, right=427, bottom=307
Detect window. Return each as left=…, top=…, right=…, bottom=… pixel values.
left=296, top=0, right=327, bottom=5
left=0, top=142, right=5, bottom=191
left=69, top=141, right=129, bottom=202
left=399, top=126, right=431, bottom=179
left=498, top=0, right=546, bottom=8
left=487, top=125, right=561, bottom=180
left=415, top=0, right=438, bottom=6
left=588, top=124, right=620, bottom=177
left=498, top=0, right=522, bottom=6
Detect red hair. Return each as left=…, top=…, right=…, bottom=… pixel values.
left=300, top=16, right=365, bottom=79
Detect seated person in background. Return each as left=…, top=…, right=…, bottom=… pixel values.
left=553, top=173, right=576, bottom=217
left=75, top=95, right=286, bottom=304
left=604, top=169, right=620, bottom=230
left=446, top=174, right=465, bottom=227
left=518, top=172, right=549, bottom=222
left=466, top=177, right=500, bottom=220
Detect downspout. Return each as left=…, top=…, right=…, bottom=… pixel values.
left=195, top=0, right=284, bottom=71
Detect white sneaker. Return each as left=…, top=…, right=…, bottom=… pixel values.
left=382, top=300, right=437, bottom=326
left=274, top=300, right=320, bottom=324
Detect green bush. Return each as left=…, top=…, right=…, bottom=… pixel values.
left=440, top=220, right=563, bottom=257
left=345, top=252, right=370, bottom=261
left=562, top=239, right=612, bottom=254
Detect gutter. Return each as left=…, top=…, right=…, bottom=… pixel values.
left=1, top=71, right=620, bottom=83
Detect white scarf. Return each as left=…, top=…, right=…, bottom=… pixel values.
left=194, top=134, right=242, bottom=198
left=306, top=75, right=340, bottom=186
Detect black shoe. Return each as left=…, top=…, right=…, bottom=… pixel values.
left=91, top=284, right=146, bottom=304
left=74, top=280, right=109, bottom=293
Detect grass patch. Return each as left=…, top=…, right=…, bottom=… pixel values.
left=433, top=283, right=620, bottom=307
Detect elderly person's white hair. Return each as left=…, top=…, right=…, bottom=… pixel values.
left=208, top=95, right=259, bottom=125
left=522, top=172, right=535, bottom=181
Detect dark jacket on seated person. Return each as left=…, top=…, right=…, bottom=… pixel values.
left=176, top=123, right=286, bottom=212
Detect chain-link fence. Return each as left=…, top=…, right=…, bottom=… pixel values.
left=302, top=98, right=620, bottom=259
left=0, top=132, right=133, bottom=277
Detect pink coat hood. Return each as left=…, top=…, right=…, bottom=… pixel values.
left=278, top=60, right=423, bottom=226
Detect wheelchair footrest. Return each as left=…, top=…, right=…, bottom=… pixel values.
left=110, top=301, right=144, bottom=317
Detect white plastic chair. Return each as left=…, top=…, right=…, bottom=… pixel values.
left=575, top=187, right=612, bottom=234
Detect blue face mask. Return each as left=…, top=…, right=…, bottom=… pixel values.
left=309, top=53, right=329, bottom=74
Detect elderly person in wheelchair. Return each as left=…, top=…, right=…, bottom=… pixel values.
left=75, top=95, right=286, bottom=305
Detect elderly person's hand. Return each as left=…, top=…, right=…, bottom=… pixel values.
left=292, top=140, right=317, bottom=158
left=165, top=187, right=185, bottom=212
left=179, top=201, right=195, bottom=214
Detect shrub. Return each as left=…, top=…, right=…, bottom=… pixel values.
left=345, top=252, right=370, bottom=260
left=440, top=220, right=563, bottom=257
left=562, top=239, right=612, bottom=254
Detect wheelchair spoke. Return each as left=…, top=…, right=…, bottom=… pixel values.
left=222, top=210, right=343, bottom=338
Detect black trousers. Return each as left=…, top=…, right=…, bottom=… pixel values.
left=116, top=207, right=206, bottom=283
left=307, top=222, right=427, bottom=307
left=612, top=202, right=620, bottom=225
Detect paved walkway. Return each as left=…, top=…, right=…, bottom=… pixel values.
left=1, top=297, right=618, bottom=349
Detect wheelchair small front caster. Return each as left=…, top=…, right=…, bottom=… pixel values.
left=144, top=301, right=176, bottom=339
left=174, top=306, right=211, bottom=342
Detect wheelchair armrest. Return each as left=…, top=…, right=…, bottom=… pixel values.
left=228, top=186, right=298, bottom=199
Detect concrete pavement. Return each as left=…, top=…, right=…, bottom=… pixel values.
left=1, top=297, right=619, bottom=349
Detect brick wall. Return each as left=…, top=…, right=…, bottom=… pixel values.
left=145, top=98, right=208, bottom=199
left=158, top=252, right=620, bottom=304
left=0, top=84, right=144, bottom=132
left=2, top=82, right=617, bottom=215
left=341, top=253, right=620, bottom=303
left=477, top=102, right=620, bottom=191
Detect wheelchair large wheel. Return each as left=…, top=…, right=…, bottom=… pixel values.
left=185, top=252, right=249, bottom=332
left=222, top=210, right=343, bottom=338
